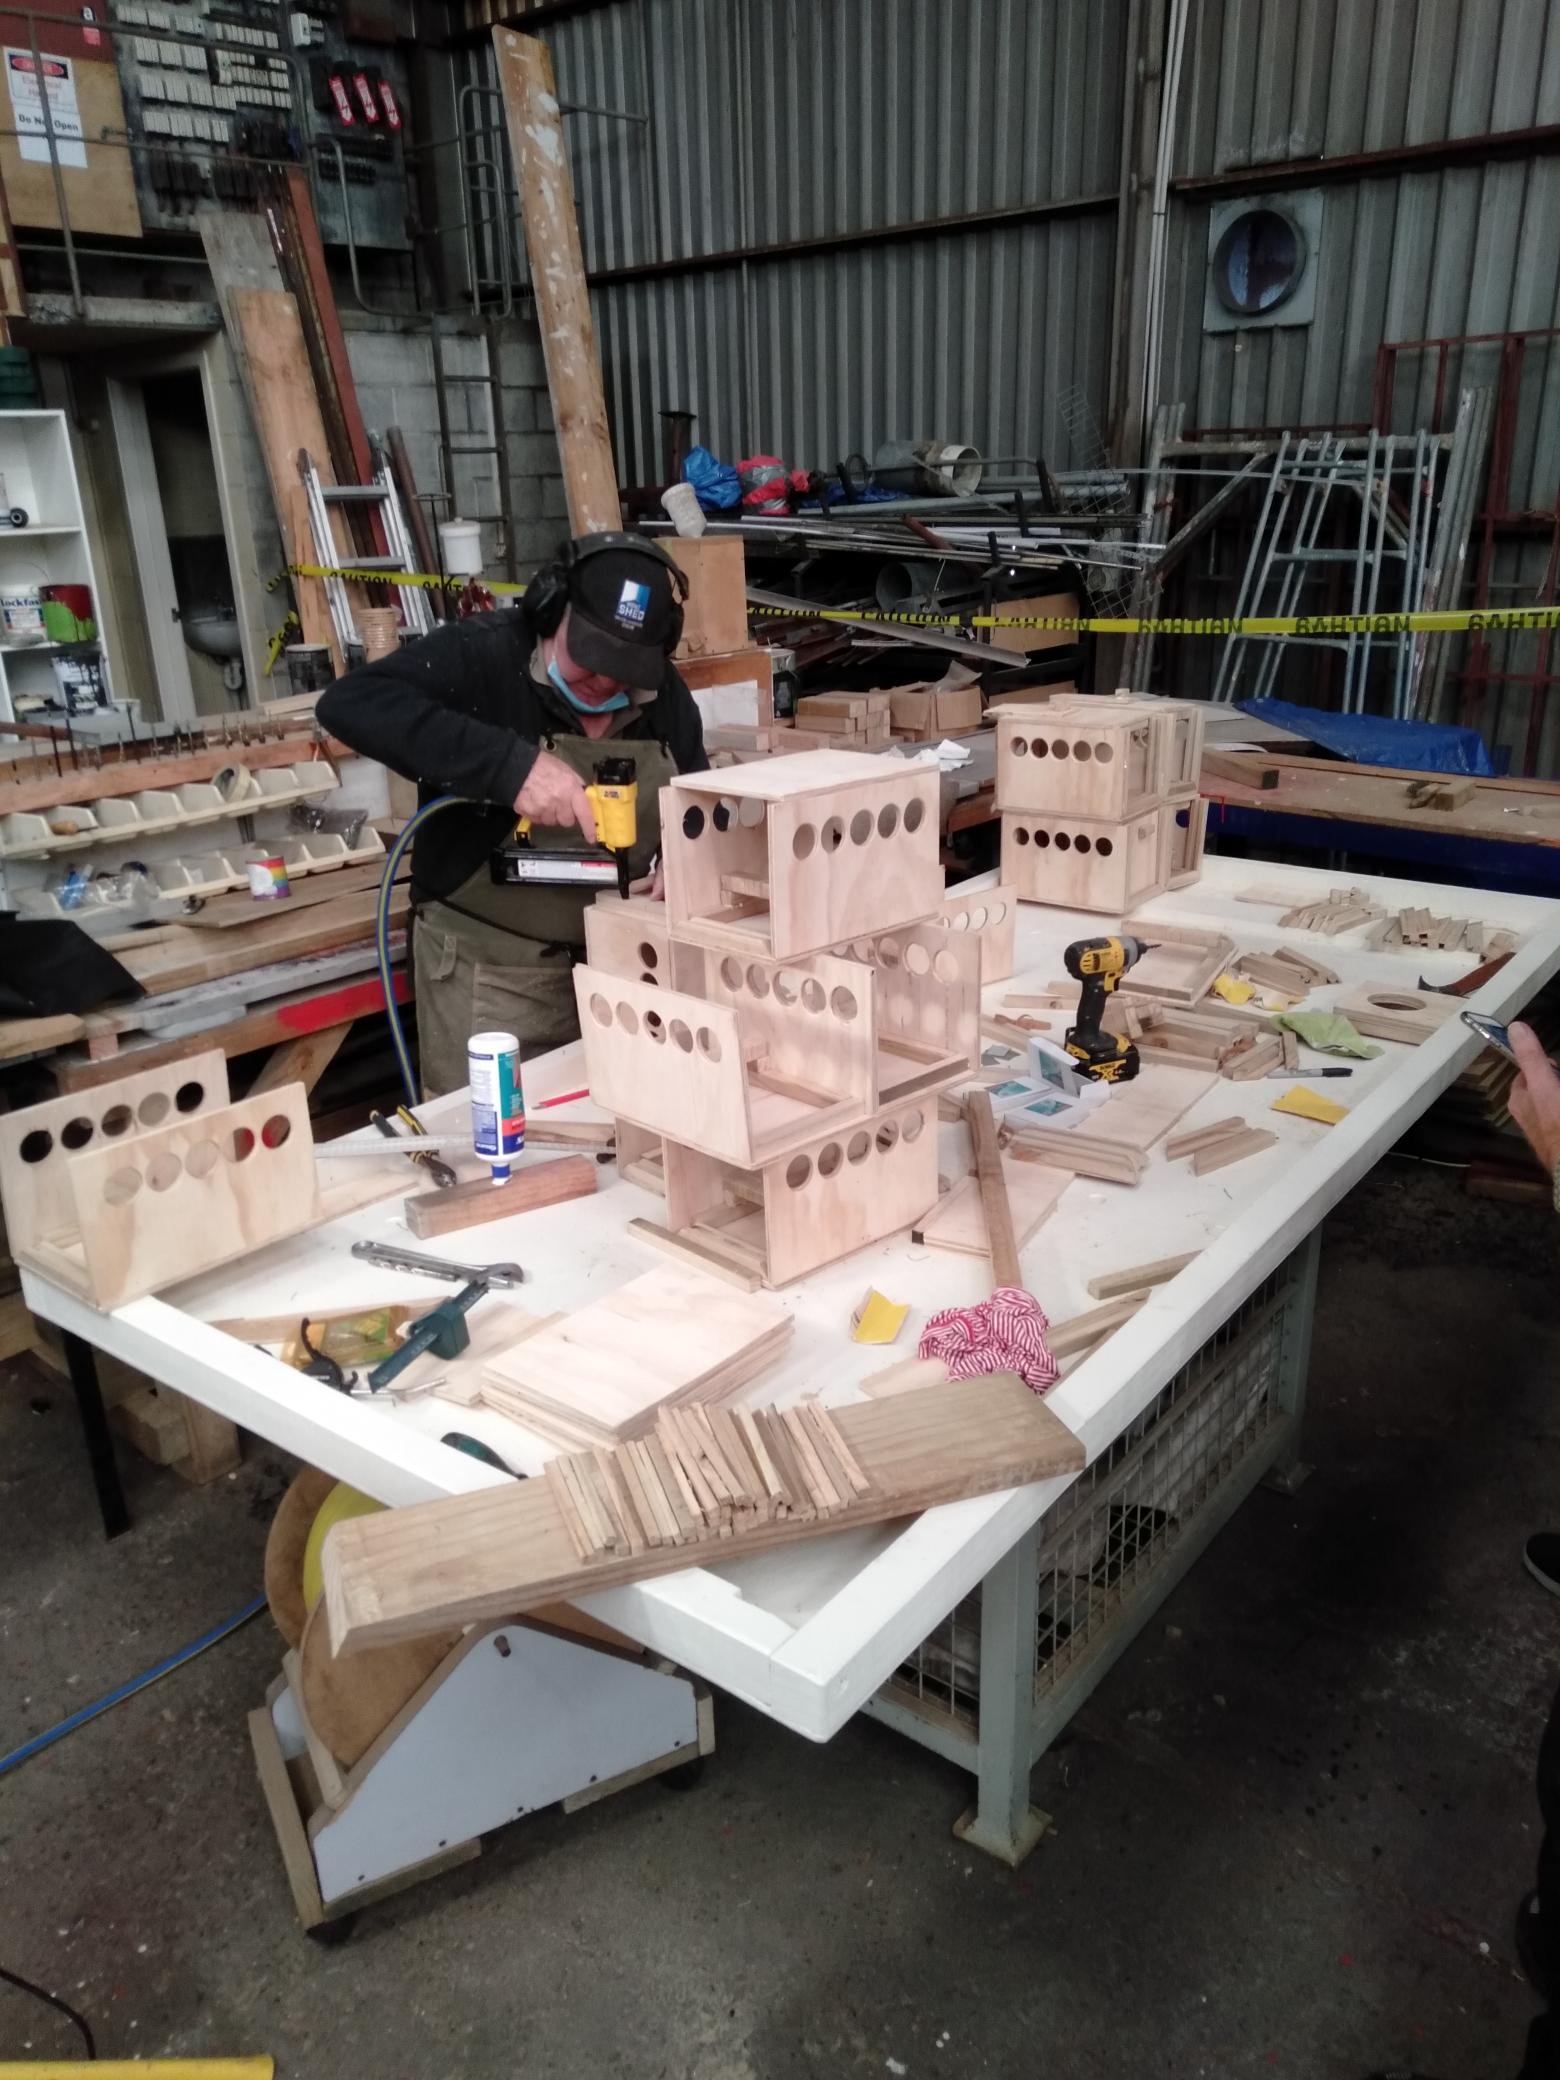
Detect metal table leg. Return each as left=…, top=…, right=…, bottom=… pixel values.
left=952, top=1515, right=1050, bottom=1866
left=62, top=1329, right=129, bottom=1539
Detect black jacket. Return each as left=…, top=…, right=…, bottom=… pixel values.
left=315, top=607, right=707, bottom=903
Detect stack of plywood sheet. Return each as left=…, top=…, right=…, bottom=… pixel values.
left=477, top=1266, right=792, bottom=1450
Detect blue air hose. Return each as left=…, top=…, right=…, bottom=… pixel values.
left=377, top=794, right=467, bottom=1105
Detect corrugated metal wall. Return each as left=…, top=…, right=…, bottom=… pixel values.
left=466, top=0, right=1127, bottom=482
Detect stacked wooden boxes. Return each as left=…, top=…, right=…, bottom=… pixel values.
left=793, top=692, right=892, bottom=748
left=991, top=694, right=1207, bottom=912
left=574, top=751, right=982, bottom=1286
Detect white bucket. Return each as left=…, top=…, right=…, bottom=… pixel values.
left=1, top=585, right=43, bottom=638
left=438, top=518, right=484, bottom=576
left=661, top=481, right=707, bottom=538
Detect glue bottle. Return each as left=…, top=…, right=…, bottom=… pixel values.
left=468, top=1030, right=525, bottom=1182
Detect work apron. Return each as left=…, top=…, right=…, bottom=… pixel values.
left=412, top=730, right=675, bottom=1097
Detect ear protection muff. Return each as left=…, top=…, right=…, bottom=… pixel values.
left=523, top=531, right=690, bottom=651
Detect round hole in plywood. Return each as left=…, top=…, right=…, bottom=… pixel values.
left=737, top=797, right=765, bottom=828
left=830, top=986, right=858, bottom=1021
left=905, top=942, right=931, bottom=977
left=616, top=1002, right=639, bottom=1036
left=175, top=1079, right=204, bottom=1114
left=1055, top=832, right=1072, bottom=852
left=261, top=1114, right=292, bottom=1151
left=639, top=972, right=658, bottom=987
left=101, top=1104, right=132, bottom=1138
left=746, top=963, right=770, bottom=999
left=1095, top=742, right=1114, bottom=764
left=1076, top=835, right=1092, bottom=855
left=1034, top=829, right=1052, bottom=849
left=877, top=937, right=901, bottom=968
left=1096, top=837, right=1114, bottom=857
left=712, top=799, right=735, bottom=833
left=801, top=978, right=826, bottom=1014
left=990, top=902, right=1008, bottom=924
left=1073, top=740, right=1093, bottom=763
left=103, top=1166, right=142, bottom=1206
left=818, top=1141, right=843, bottom=1178
left=966, top=905, right=988, bottom=931
left=719, top=956, right=743, bottom=991
left=1369, top=993, right=1425, bottom=1011
left=60, top=1117, right=93, bottom=1152
left=948, top=909, right=969, bottom=931
left=185, top=1139, right=220, bottom=1180
left=849, top=808, right=873, bottom=846
left=1176, top=805, right=1191, bottom=828
left=773, top=969, right=799, bottom=1006
left=1030, top=738, right=1049, bottom=758
left=137, top=1091, right=171, bottom=1128
left=682, top=805, right=706, bottom=841
left=696, top=1027, right=721, bottom=1062
left=19, top=1128, right=53, bottom=1164
left=792, top=823, right=816, bottom=861
left=644, top=1010, right=666, bottom=1044
left=847, top=1130, right=870, bottom=1165
left=875, top=1119, right=900, bottom=1155
left=785, top=1154, right=812, bottom=1190
left=902, top=1108, right=925, bottom=1142
left=638, top=942, right=659, bottom=970
left=670, top=1018, right=694, bottom=1053
left=1050, top=738, right=1070, bottom=760
left=903, top=798, right=926, bottom=834
left=589, top=992, right=613, bottom=1027
left=932, top=951, right=959, bottom=985
left=227, top=1126, right=255, bottom=1164
left=1013, top=827, right=1030, bottom=846
left=821, top=815, right=845, bottom=853
left=1010, top=736, right=1029, bottom=757
left=146, top=1151, right=182, bottom=1193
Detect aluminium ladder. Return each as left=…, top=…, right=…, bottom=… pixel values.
left=299, top=446, right=437, bottom=660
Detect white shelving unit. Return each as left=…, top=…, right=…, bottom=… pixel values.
left=0, top=409, right=111, bottom=726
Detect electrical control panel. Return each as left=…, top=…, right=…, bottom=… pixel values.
left=109, top=0, right=409, bottom=249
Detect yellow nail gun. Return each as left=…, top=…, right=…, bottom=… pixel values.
left=491, top=754, right=638, bottom=899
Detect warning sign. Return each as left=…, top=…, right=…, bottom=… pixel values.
left=4, top=49, right=86, bottom=168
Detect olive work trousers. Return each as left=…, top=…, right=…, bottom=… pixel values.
left=411, top=901, right=581, bottom=1098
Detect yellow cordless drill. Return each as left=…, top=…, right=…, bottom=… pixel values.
left=1063, top=934, right=1155, bottom=1083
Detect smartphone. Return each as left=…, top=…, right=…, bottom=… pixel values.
left=1461, top=1009, right=1519, bottom=1062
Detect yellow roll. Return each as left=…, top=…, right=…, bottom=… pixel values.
left=301, top=1483, right=383, bottom=1613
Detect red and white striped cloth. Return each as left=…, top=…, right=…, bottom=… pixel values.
left=917, top=1287, right=1059, bottom=1393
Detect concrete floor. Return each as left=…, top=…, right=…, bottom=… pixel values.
left=1, top=1157, right=1555, bottom=2079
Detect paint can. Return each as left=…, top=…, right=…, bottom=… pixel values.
left=0, top=584, right=43, bottom=639
left=468, top=1029, right=525, bottom=1180
left=245, top=849, right=291, bottom=900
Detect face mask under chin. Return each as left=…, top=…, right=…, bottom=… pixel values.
left=546, top=656, right=630, bottom=715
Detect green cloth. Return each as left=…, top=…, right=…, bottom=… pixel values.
left=1273, top=1011, right=1383, bottom=1060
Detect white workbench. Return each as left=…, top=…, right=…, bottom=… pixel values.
left=24, top=855, right=1560, bottom=1860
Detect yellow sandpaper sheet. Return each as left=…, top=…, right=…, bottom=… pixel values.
left=1271, top=1085, right=1349, bottom=1125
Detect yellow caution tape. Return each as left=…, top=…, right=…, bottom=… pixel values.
left=284, top=564, right=1560, bottom=639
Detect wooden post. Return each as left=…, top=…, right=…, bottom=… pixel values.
left=964, top=1091, right=1023, bottom=1291
left=492, top=27, right=621, bottom=535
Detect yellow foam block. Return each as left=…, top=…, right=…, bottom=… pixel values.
left=1211, top=972, right=1255, bottom=1005
left=1271, top=1085, right=1349, bottom=1126
left=851, top=1288, right=908, bottom=1344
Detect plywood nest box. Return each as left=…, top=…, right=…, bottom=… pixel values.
left=992, top=695, right=1208, bottom=912
left=578, top=750, right=990, bottom=1287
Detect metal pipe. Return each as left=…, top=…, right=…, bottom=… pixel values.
left=25, top=19, right=82, bottom=316
left=1171, top=122, right=1560, bottom=198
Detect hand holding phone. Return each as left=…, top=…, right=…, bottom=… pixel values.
left=1461, top=1009, right=1519, bottom=1061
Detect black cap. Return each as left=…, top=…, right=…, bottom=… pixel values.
left=565, top=537, right=680, bottom=690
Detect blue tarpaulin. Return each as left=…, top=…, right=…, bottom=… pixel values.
left=1236, top=698, right=1497, bottom=777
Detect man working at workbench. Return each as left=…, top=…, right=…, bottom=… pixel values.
left=317, top=532, right=706, bottom=1095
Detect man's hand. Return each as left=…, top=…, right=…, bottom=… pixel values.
left=1508, top=1021, right=1560, bottom=1174
left=515, top=749, right=597, bottom=843
left=629, top=862, right=666, bottom=901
